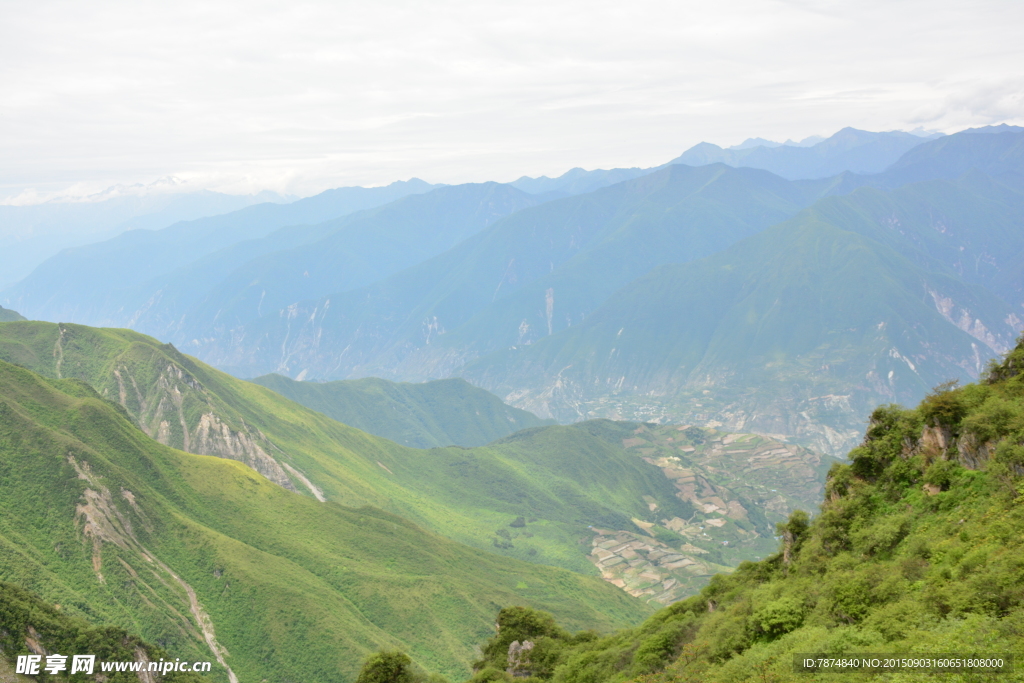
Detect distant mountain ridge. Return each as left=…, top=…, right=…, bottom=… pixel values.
left=116, top=182, right=541, bottom=344
left=0, top=188, right=290, bottom=288
left=190, top=163, right=841, bottom=381
left=670, top=127, right=943, bottom=180
left=251, top=374, right=555, bottom=448
left=1, top=178, right=438, bottom=323
left=509, top=166, right=655, bottom=196
left=5, top=125, right=1023, bottom=457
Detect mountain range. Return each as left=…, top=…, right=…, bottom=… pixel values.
left=459, top=168, right=1024, bottom=454
left=670, top=126, right=943, bottom=179
left=3, top=123, right=1024, bottom=681
left=0, top=178, right=439, bottom=324
left=5, top=127, right=1024, bottom=456
left=186, top=162, right=844, bottom=379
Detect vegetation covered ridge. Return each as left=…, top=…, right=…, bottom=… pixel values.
left=251, top=374, right=554, bottom=449
left=0, top=306, right=25, bottom=322
left=433, top=337, right=1024, bottom=683
left=0, top=581, right=213, bottom=682
left=0, top=321, right=818, bottom=585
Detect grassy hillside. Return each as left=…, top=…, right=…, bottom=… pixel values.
left=0, top=581, right=212, bottom=682
left=0, top=357, right=649, bottom=681
left=531, top=421, right=837, bottom=603
left=0, top=306, right=24, bottom=322
left=462, top=171, right=1024, bottom=455
left=251, top=374, right=554, bottom=448
left=460, top=340, right=1024, bottom=683
left=0, top=322, right=695, bottom=575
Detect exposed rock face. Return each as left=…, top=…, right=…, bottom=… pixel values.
left=193, top=412, right=295, bottom=490
left=956, top=432, right=995, bottom=470
left=919, top=424, right=954, bottom=463
left=907, top=422, right=1002, bottom=473
left=48, top=320, right=309, bottom=495
left=112, top=360, right=298, bottom=492
left=506, top=640, right=535, bottom=678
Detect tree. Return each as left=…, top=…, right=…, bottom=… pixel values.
left=356, top=651, right=415, bottom=683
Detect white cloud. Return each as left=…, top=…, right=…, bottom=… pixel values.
left=1, top=0, right=1022, bottom=200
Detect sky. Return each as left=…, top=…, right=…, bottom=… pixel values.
left=2, top=0, right=1023, bottom=202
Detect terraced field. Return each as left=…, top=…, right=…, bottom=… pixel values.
left=588, top=528, right=732, bottom=604
left=580, top=422, right=840, bottom=602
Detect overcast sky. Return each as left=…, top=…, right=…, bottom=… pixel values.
left=2, top=0, right=1022, bottom=202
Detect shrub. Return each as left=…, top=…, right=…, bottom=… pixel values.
left=356, top=651, right=416, bottom=683
left=751, top=597, right=804, bottom=640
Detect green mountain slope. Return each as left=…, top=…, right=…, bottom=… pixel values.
left=251, top=374, right=554, bottom=448
left=0, top=581, right=212, bottom=682
left=0, top=322, right=832, bottom=603
left=1, top=179, right=437, bottom=324
left=0, top=306, right=25, bottom=322
left=459, top=342, right=1024, bottom=683
left=537, top=420, right=837, bottom=603
left=461, top=172, right=1024, bottom=455
left=0, top=357, right=648, bottom=681
left=0, top=322, right=743, bottom=581
left=806, top=170, right=1024, bottom=308
left=196, top=164, right=836, bottom=380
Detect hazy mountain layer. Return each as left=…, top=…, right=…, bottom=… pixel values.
left=509, top=166, right=655, bottom=196
left=0, top=356, right=647, bottom=681
left=460, top=172, right=1024, bottom=455
left=194, top=163, right=837, bottom=380
left=1, top=179, right=437, bottom=323
left=0, top=188, right=288, bottom=288
left=137, top=182, right=543, bottom=347
left=671, top=127, right=939, bottom=180
left=868, top=127, right=1024, bottom=189
left=252, top=374, right=554, bottom=448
